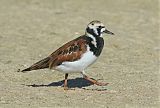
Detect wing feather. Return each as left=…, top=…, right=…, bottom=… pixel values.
left=49, top=36, right=87, bottom=68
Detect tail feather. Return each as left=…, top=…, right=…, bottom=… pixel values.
left=21, top=67, right=31, bottom=72
left=21, top=57, right=50, bottom=72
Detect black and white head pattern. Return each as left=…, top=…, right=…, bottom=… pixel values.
left=86, top=20, right=106, bottom=37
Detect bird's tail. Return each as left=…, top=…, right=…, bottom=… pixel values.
left=21, top=57, right=50, bottom=72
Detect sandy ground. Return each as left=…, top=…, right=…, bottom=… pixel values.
left=0, top=0, right=159, bottom=108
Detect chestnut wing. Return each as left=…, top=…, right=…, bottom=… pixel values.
left=49, top=36, right=87, bottom=68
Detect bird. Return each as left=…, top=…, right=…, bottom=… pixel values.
left=21, top=20, right=114, bottom=90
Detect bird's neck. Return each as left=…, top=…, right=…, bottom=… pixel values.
left=84, top=33, right=104, bottom=57
left=86, top=33, right=98, bottom=45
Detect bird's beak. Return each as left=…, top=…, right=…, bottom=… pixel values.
left=104, top=29, right=114, bottom=35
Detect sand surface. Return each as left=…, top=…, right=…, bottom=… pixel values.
left=0, top=0, right=159, bottom=108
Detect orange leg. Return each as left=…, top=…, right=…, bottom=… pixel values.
left=82, top=73, right=108, bottom=86
left=64, top=73, right=68, bottom=90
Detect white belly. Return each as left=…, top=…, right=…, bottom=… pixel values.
left=55, top=50, right=97, bottom=73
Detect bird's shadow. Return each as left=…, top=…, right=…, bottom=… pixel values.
left=26, top=77, right=94, bottom=88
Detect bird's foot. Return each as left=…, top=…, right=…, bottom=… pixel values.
left=94, top=81, right=109, bottom=86
left=64, top=86, right=69, bottom=90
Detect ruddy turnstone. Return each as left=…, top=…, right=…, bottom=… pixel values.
left=22, top=20, right=114, bottom=90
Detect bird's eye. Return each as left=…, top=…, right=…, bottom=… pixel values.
left=91, top=23, right=94, bottom=25
left=98, top=26, right=102, bottom=28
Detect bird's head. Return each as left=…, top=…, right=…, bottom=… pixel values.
left=85, top=20, right=114, bottom=37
